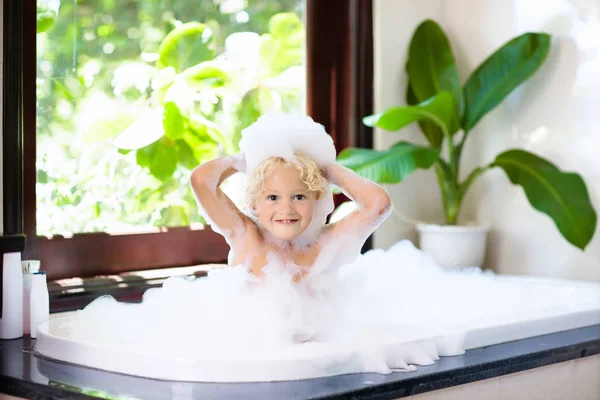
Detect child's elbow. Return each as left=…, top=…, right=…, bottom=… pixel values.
left=375, top=190, right=392, bottom=217
left=190, top=167, right=201, bottom=186
left=190, top=167, right=209, bottom=190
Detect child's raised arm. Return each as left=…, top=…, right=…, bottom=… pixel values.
left=190, top=154, right=251, bottom=241
left=323, top=162, right=392, bottom=240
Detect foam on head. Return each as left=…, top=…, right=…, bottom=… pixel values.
left=238, top=111, right=337, bottom=173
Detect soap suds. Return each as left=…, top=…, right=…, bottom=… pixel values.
left=65, top=112, right=600, bottom=382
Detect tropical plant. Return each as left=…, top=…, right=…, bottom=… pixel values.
left=336, top=19, right=597, bottom=250
left=91, top=12, right=305, bottom=184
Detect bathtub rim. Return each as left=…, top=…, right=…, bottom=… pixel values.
left=34, top=272, right=600, bottom=383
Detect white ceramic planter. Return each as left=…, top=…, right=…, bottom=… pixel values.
left=416, top=223, right=490, bottom=269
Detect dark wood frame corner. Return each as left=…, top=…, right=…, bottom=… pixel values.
left=3, top=0, right=374, bottom=281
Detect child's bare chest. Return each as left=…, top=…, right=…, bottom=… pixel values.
left=237, top=239, right=321, bottom=278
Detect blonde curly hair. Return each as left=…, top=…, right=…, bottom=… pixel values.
left=246, top=152, right=328, bottom=207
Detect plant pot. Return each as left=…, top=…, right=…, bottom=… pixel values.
left=416, top=223, right=490, bottom=269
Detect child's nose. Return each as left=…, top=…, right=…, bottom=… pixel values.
left=280, top=200, right=295, bottom=213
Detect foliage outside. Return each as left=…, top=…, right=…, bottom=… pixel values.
left=36, top=0, right=305, bottom=236
left=337, top=19, right=597, bottom=250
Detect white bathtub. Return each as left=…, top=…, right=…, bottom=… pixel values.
left=35, top=274, right=600, bottom=382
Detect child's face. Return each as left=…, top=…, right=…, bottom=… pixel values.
left=254, top=165, right=317, bottom=241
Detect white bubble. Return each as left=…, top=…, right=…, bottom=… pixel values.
left=238, top=110, right=337, bottom=173
left=67, top=238, right=600, bottom=381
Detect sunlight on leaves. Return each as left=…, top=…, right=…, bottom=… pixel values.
left=113, top=110, right=164, bottom=150
left=36, top=3, right=306, bottom=235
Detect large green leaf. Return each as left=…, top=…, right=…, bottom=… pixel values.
left=463, top=33, right=551, bottom=132
left=159, top=205, right=190, bottom=228
left=113, top=111, right=164, bottom=150
left=162, top=102, right=185, bottom=140
left=157, top=22, right=215, bottom=73
left=135, top=143, right=153, bottom=169
left=152, top=67, right=176, bottom=90
left=188, top=115, right=235, bottom=154
left=492, top=149, right=597, bottom=250
left=175, top=139, right=199, bottom=170
left=407, top=19, right=463, bottom=121
left=37, top=2, right=58, bottom=34
left=232, top=87, right=281, bottom=150
left=136, top=138, right=178, bottom=181
left=259, top=13, right=304, bottom=79
left=363, top=91, right=458, bottom=136
left=182, top=130, right=219, bottom=163
left=336, top=142, right=440, bottom=184
left=406, top=83, right=443, bottom=147
left=181, top=61, right=231, bottom=90
left=150, top=67, right=177, bottom=104
left=84, top=112, right=137, bottom=145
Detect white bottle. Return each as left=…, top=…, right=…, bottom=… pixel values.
left=21, top=260, right=40, bottom=335
left=0, top=252, right=24, bottom=339
left=23, top=273, right=33, bottom=335
left=29, top=272, right=49, bottom=339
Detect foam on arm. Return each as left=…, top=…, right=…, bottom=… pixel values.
left=324, top=163, right=392, bottom=239
left=190, top=154, right=249, bottom=241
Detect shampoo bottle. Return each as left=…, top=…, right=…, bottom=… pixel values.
left=0, top=252, right=24, bottom=339
left=22, top=260, right=41, bottom=335
left=29, top=272, right=49, bottom=339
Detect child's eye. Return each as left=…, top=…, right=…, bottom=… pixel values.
left=294, top=194, right=306, bottom=200
left=267, top=195, right=278, bottom=201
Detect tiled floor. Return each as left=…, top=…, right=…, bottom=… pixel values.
left=405, top=354, right=600, bottom=400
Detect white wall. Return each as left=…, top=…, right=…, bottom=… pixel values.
left=373, top=0, right=600, bottom=281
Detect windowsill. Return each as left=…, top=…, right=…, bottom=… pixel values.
left=48, top=264, right=227, bottom=313
left=0, top=314, right=599, bottom=399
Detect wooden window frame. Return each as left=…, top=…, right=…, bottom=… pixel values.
left=2, top=0, right=373, bottom=281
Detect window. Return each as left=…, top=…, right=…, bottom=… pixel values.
left=3, top=0, right=373, bottom=281
left=36, top=0, right=307, bottom=237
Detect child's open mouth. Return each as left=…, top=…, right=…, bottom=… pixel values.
left=276, top=219, right=298, bottom=224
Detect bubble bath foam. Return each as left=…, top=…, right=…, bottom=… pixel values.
left=35, top=241, right=600, bottom=382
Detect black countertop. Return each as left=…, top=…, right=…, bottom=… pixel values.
left=1, top=324, right=599, bottom=399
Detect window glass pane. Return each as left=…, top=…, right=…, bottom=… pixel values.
left=36, top=0, right=306, bottom=236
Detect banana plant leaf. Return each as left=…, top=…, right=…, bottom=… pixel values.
left=407, top=19, right=463, bottom=121
left=363, top=91, right=458, bottom=136
left=406, top=83, right=443, bottom=148
left=492, top=149, right=597, bottom=250
left=337, top=142, right=440, bottom=184
left=463, top=33, right=551, bottom=132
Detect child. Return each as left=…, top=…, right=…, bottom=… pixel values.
left=190, top=149, right=392, bottom=280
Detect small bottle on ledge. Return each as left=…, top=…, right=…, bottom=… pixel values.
left=22, top=260, right=41, bottom=335
left=30, top=271, right=49, bottom=339
left=0, top=251, right=24, bottom=340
